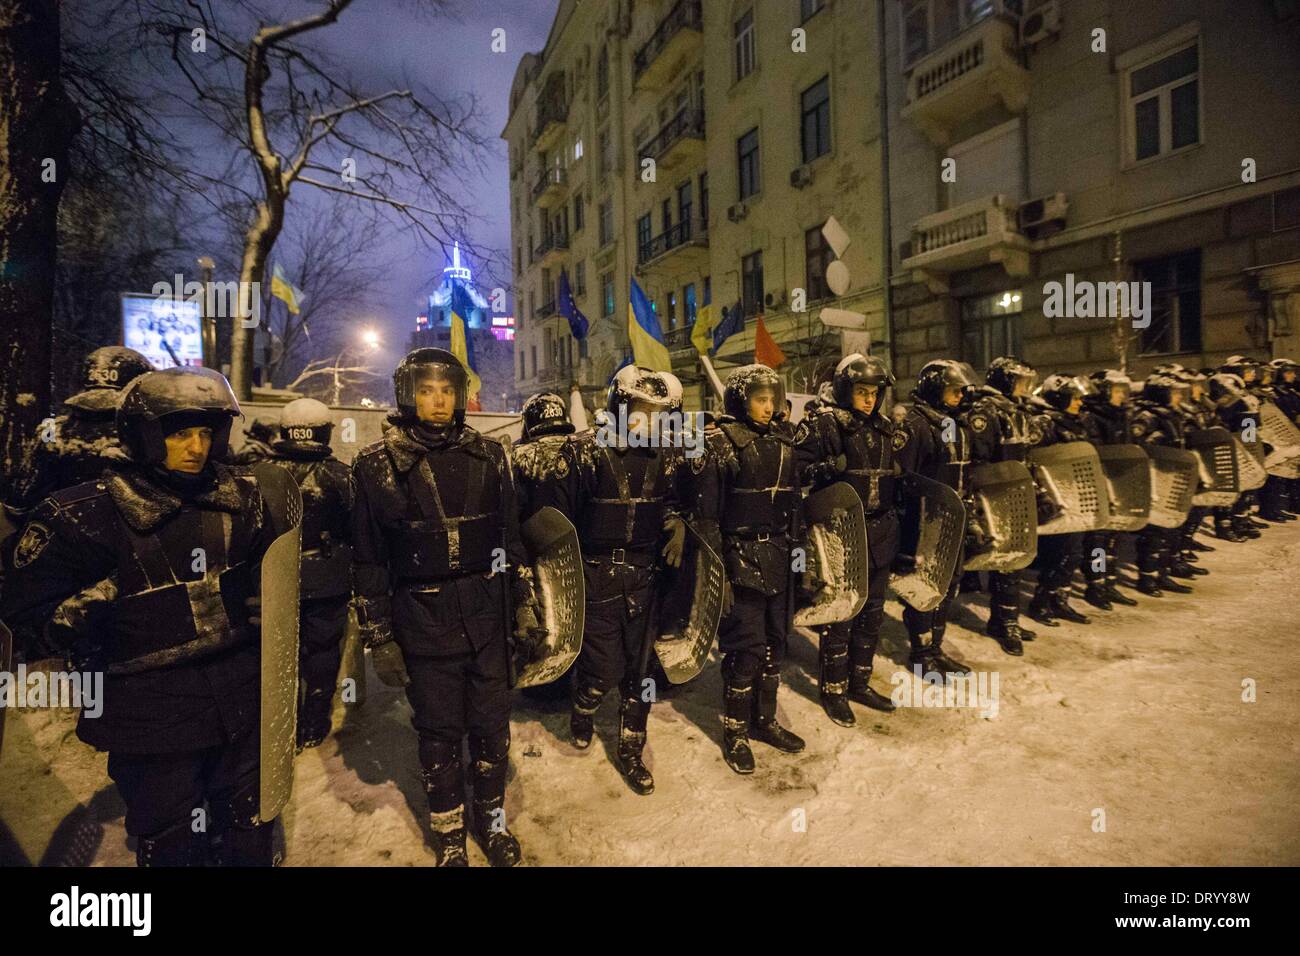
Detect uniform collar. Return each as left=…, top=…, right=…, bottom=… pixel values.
left=107, top=463, right=244, bottom=534
left=384, top=422, right=480, bottom=473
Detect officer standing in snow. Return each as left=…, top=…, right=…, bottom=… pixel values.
left=350, top=348, right=542, bottom=866
left=1131, top=373, right=1195, bottom=596
left=795, top=354, right=907, bottom=726
left=512, top=391, right=576, bottom=524
left=5, top=346, right=154, bottom=525
left=553, top=366, right=688, bottom=795
left=1, top=367, right=279, bottom=866
left=265, top=397, right=353, bottom=749
left=693, top=364, right=805, bottom=774
left=1077, top=369, right=1141, bottom=609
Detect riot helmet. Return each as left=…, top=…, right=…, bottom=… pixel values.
left=65, top=347, right=155, bottom=414
left=915, top=359, right=975, bottom=410
left=723, top=364, right=786, bottom=427
left=832, top=353, right=894, bottom=415
left=278, top=397, right=334, bottom=452
left=1036, top=373, right=1087, bottom=413
left=521, top=391, right=574, bottom=439
left=117, top=367, right=241, bottom=466
left=393, top=347, right=469, bottom=425
left=987, top=356, right=1037, bottom=398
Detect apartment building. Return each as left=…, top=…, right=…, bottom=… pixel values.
left=883, top=0, right=1300, bottom=393
left=505, top=0, right=891, bottom=413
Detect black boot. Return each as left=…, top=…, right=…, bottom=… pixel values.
left=928, top=628, right=971, bottom=676
left=1215, top=516, right=1245, bottom=541
left=848, top=630, right=895, bottom=713
left=722, top=680, right=756, bottom=774
left=570, top=684, right=605, bottom=749
left=137, top=819, right=208, bottom=867
left=750, top=667, right=805, bottom=753
left=1158, top=575, right=1193, bottom=594
left=1188, top=537, right=1215, bottom=552
left=1083, top=583, right=1113, bottom=610
left=1026, top=590, right=1060, bottom=626
left=818, top=638, right=856, bottom=727
left=469, top=733, right=521, bottom=868
left=985, top=617, right=1025, bottom=656
left=421, top=740, right=468, bottom=867
left=296, top=690, right=333, bottom=751
left=616, top=696, right=654, bottom=795
left=959, top=571, right=983, bottom=594
left=1050, top=589, right=1090, bottom=624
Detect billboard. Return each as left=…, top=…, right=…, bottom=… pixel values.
left=122, top=293, right=204, bottom=369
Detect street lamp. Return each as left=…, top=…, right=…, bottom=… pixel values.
left=333, top=328, right=383, bottom=405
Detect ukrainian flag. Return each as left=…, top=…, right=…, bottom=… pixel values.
left=691, top=287, right=717, bottom=356
left=449, top=281, right=482, bottom=401
left=271, top=263, right=304, bottom=315
left=628, top=277, right=672, bottom=372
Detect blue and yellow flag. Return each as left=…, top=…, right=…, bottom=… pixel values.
left=628, top=277, right=671, bottom=372
left=271, top=263, right=304, bottom=315
left=449, top=281, right=482, bottom=403
left=690, top=286, right=717, bottom=356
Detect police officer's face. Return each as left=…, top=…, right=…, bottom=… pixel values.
left=416, top=375, right=457, bottom=424
left=1284, top=369, right=1297, bottom=385
left=852, top=384, right=878, bottom=415
left=1242, top=368, right=1257, bottom=384
left=1169, top=389, right=1184, bottom=408
left=942, top=385, right=964, bottom=408
left=627, top=399, right=658, bottom=438
left=164, top=426, right=213, bottom=473
left=1110, top=384, right=1129, bottom=407
left=1012, top=376, right=1032, bottom=398
left=1067, top=395, right=1083, bottom=415
left=1190, top=383, right=1205, bottom=401
left=748, top=388, right=776, bottom=425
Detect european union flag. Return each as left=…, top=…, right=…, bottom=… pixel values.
left=558, top=269, right=588, bottom=341
left=711, top=301, right=745, bottom=354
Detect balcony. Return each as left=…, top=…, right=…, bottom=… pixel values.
left=900, top=193, right=1029, bottom=292
left=633, top=0, right=703, bottom=92
left=530, top=96, right=569, bottom=152
left=637, top=218, right=709, bottom=271
left=639, top=108, right=705, bottom=170
left=534, top=299, right=558, bottom=321
left=532, top=166, right=567, bottom=208
left=900, top=15, right=1029, bottom=147
left=663, top=325, right=697, bottom=354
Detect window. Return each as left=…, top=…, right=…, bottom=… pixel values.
left=684, top=283, right=697, bottom=326
left=528, top=289, right=535, bottom=321
left=573, top=137, right=584, bottom=161
left=805, top=225, right=834, bottom=301
left=900, top=0, right=1019, bottom=69
left=737, top=128, right=761, bottom=200
left=633, top=120, right=652, bottom=158
left=519, top=351, right=525, bottom=378
left=599, top=128, right=614, bottom=174
left=661, top=198, right=673, bottom=235
left=575, top=261, right=586, bottom=296
left=734, top=9, right=757, bottom=81
left=597, top=46, right=610, bottom=99
left=579, top=338, right=588, bottom=360
left=637, top=213, right=653, bottom=256
left=703, top=275, right=711, bottom=309
left=801, top=76, right=831, bottom=163
left=1126, top=39, right=1199, bottom=163
left=573, top=192, right=584, bottom=232
left=801, top=0, right=826, bottom=21
left=700, top=172, right=709, bottom=226
left=1137, top=250, right=1202, bottom=355
left=602, top=272, right=615, bottom=318
left=677, top=181, right=693, bottom=234
left=599, top=199, right=615, bottom=246
left=960, top=289, right=1023, bottom=370
left=530, top=345, right=537, bottom=377
left=514, top=246, right=521, bottom=276
left=667, top=291, right=678, bottom=330
left=742, top=251, right=765, bottom=317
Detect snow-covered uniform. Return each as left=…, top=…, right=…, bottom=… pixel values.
left=1078, top=372, right=1139, bottom=609
left=1130, top=376, right=1194, bottom=595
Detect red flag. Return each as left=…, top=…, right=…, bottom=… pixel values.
left=754, top=316, right=786, bottom=368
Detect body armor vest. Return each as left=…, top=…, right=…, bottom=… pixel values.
left=717, top=422, right=799, bottom=537
left=913, top=403, right=973, bottom=495
left=275, top=455, right=352, bottom=599
left=581, top=445, right=671, bottom=554
left=107, top=508, right=257, bottom=674
left=392, top=451, right=500, bottom=579
left=840, top=416, right=900, bottom=514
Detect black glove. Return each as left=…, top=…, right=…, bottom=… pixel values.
left=245, top=594, right=262, bottom=629
left=369, top=640, right=410, bottom=688
left=892, top=553, right=917, bottom=576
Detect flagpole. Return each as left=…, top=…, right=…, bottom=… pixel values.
left=699, top=353, right=725, bottom=400
left=569, top=383, right=589, bottom=432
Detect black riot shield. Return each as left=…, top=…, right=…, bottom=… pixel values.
left=514, top=506, right=585, bottom=689
left=251, top=463, right=303, bottom=825
left=1187, top=428, right=1239, bottom=507
left=890, top=474, right=966, bottom=613
left=1096, top=445, right=1151, bottom=531
left=1028, top=442, right=1111, bottom=535
left=963, top=461, right=1038, bottom=572
left=794, top=482, right=870, bottom=627
left=1232, top=434, right=1268, bottom=491
left=0, top=622, right=11, bottom=760
left=654, top=524, right=725, bottom=685
left=1258, top=402, right=1300, bottom=478
left=1146, top=446, right=1199, bottom=529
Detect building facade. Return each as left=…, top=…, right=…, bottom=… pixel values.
left=884, top=0, right=1300, bottom=393
left=504, top=0, right=890, bottom=413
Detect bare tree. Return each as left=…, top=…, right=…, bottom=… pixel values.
left=130, top=0, right=494, bottom=399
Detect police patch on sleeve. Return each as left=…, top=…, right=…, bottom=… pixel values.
left=892, top=429, right=909, bottom=450
left=968, top=412, right=989, bottom=433
left=13, top=522, right=52, bottom=568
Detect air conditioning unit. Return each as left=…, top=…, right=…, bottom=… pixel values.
left=1018, top=191, right=1069, bottom=236
left=790, top=165, right=814, bottom=189
left=764, top=290, right=786, bottom=311
left=727, top=202, right=750, bottom=223
left=1020, top=0, right=1062, bottom=46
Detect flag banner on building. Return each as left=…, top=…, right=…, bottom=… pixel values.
left=558, top=269, right=589, bottom=341
left=754, top=315, right=786, bottom=368
left=628, top=277, right=672, bottom=372
left=691, top=287, right=717, bottom=356
left=711, top=301, right=745, bottom=354
left=271, top=263, right=304, bottom=315
left=449, top=280, right=483, bottom=406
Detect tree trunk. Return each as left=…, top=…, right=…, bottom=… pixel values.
left=0, top=0, right=80, bottom=491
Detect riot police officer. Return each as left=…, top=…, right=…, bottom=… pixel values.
left=1163, top=367, right=1216, bottom=576
left=5, top=346, right=154, bottom=524
left=1212, top=365, right=1263, bottom=540
left=795, top=354, right=907, bottom=726
left=1, top=368, right=279, bottom=866
left=895, top=360, right=979, bottom=676
left=350, top=348, right=539, bottom=866
left=554, top=366, right=688, bottom=795
left=1078, top=370, right=1140, bottom=609
left=695, top=365, right=805, bottom=774
left=1026, top=375, right=1093, bottom=626
left=266, top=398, right=353, bottom=749
left=513, top=391, right=576, bottom=523
left=966, top=357, right=1053, bottom=655
left=1269, top=358, right=1300, bottom=514
left=1131, top=374, right=1195, bottom=596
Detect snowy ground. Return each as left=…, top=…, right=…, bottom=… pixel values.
left=3, top=522, right=1299, bottom=867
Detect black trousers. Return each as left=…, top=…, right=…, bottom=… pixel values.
left=823, top=550, right=891, bottom=655
left=718, top=584, right=789, bottom=685
left=989, top=570, right=1023, bottom=624
left=1036, top=532, right=1083, bottom=593
left=403, top=637, right=511, bottom=747
left=298, top=595, right=349, bottom=725
left=107, top=725, right=259, bottom=839
left=575, top=560, right=655, bottom=696
left=901, top=567, right=961, bottom=647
